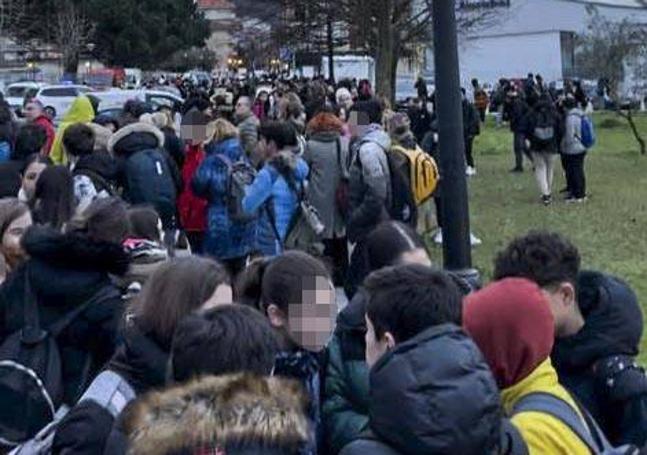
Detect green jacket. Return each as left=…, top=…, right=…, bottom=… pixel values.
left=323, top=289, right=370, bottom=454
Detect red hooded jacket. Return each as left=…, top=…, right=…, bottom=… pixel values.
left=177, top=144, right=207, bottom=232
left=34, top=115, right=56, bottom=155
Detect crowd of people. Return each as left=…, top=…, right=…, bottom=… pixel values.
left=0, top=73, right=641, bottom=455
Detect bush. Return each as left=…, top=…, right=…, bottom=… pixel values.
left=598, top=118, right=623, bottom=129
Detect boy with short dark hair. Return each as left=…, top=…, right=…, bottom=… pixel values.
left=63, top=123, right=95, bottom=159
left=341, top=264, right=501, bottom=454
left=494, top=230, right=647, bottom=447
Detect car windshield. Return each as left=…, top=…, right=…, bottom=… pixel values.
left=7, top=86, right=29, bottom=97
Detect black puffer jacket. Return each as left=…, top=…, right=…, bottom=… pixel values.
left=52, top=321, right=170, bottom=455
left=73, top=150, right=119, bottom=196
left=553, top=271, right=647, bottom=447
left=0, top=226, right=128, bottom=405
left=342, top=324, right=501, bottom=455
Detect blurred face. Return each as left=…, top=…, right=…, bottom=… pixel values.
left=24, top=102, right=43, bottom=122
left=365, top=315, right=395, bottom=368
left=1, top=212, right=32, bottom=270
left=348, top=111, right=370, bottom=139
left=267, top=276, right=337, bottom=352
left=236, top=98, right=251, bottom=118
left=259, top=92, right=269, bottom=103
left=21, top=162, right=47, bottom=201
left=541, top=282, right=580, bottom=338
left=256, top=136, right=279, bottom=162
left=202, top=284, right=233, bottom=310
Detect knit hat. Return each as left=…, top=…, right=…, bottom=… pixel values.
left=463, top=278, right=555, bottom=389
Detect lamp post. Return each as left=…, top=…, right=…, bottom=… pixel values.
left=432, top=0, right=480, bottom=288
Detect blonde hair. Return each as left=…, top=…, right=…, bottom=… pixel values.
left=208, top=118, right=239, bottom=143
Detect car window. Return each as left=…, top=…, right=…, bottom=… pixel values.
left=7, top=86, right=29, bottom=97
left=40, top=87, right=77, bottom=97
left=77, top=87, right=94, bottom=94
left=146, top=95, right=174, bottom=109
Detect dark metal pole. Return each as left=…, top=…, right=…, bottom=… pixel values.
left=432, top=0, right=480, bottom=287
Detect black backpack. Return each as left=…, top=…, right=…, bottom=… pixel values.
left=124, top=149, right=177, bottom=228
left=532, top=109, right=556, bottom=146
left=214, top=154, right=258, bottom=223
left=0, top=273, right=119, bottom=448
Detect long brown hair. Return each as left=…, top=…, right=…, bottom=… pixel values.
left=131, top=256, right=230, bottom=347
left=0, top=198, right=30, bottom=239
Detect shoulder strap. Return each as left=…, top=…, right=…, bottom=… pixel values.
left=48, top=286, right=121, bottom=337
left=79, top=370, right=136, bottom=418
left=513, top=392, right=599, bottom=453
left=264, top=202, right=283, bottom=247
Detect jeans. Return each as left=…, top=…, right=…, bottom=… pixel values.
left=531, top=152, right=557, bottom=196
left=563, top=153, right=587, bottom=198
left=513, top=132, right=526, bottom=169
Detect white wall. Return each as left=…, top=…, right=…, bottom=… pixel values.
left=458, top=31, right=563, bottom=85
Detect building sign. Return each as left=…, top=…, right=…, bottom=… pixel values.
left=459, top=0, right=511, bottom=9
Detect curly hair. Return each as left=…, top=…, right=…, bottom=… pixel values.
left=493, top=231, right=581, bottom=288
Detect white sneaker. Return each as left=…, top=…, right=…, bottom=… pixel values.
left=466, top=166, right=477, bottom=177
left=433, top=230, right=443, bottom=244
left=470, top=232, right=482, bottom=246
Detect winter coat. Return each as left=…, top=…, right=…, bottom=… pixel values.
left=191, top=137, right=257, bottom=260
left=33, top=114, right=56, bottom=155
left=502, top=359, right=589, bottom=455
left=88, top=123, right=114, bottom=154
left=52, top=320, right=170, bottom=455
left=347, top=126, right=392, bottom=243
left=50, top=96, right=95, bottom=165
left=72, top=151, right=118, bottom=213
left=177, top=144, right=207, bottom=233
left=561, top=108, right=587, bottom=155
left=323, top=289, right=370, bottom=454
left=161, top=127, right=185, bottom=170
left=462, top=99, right=481, bottom=139
left=304, top=131, right=349, bottom=240
left=343, top=324, right=501, bottom=455
left=122, top=374, right=312, bottom=455
left=242, top=151, right=309, bottom=256
left=552, top=271, right=647, bottom=447
left=0, top=226, right=127, bottom=405
left=236, top=113, right=260, bottom=167
left=522, top=100, right=562, bottom=154
left=507, top=98, right=529, bottom=133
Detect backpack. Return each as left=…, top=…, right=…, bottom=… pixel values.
left=124, top=149, right=177, bottom=228
left=580, top=115, right=596, bottom=149
left=390, top=145, right=439, bottom=206
left=0, top=274, right=121, bottom=448
left=214, top=155, right=258, bottom=223
left=9, top=370, right=136, bottom=455
left=513, top=392, right=639, bottom=455
left=532, top=110, right=555, bottom=145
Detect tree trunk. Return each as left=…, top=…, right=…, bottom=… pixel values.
left=375, top=0, right=396, bottom=104
left=326, top=13, right=335, bottom=83
left=64, top=52, right=79, bottom=81
left=618, top=108, right=646, bottom=155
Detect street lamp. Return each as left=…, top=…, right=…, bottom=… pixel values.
left=432, top=0, right=480, bottom=288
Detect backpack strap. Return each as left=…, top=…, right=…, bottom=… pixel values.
left=499, top=419, right=529, bottom=455
left=48, top=286, right=121, bottom=338
left=79, top=370, right=136, bottom=418
left=513, top=392, right=599, bottom=453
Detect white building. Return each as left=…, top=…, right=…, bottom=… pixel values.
left=437, top=0, right=647, bottom=87
left=197, top=0, right=240, bottom=71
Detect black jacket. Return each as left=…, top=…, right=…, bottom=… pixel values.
left=462, top=99, right=480, bottom=139
left=521, top=100, right=562, bottom=153
left=506, top=98, right=529, bottom=134
left=73, top=151, right=119, bottom=195
left=344, top=324, right=501, bottom=455
left=553, top=271, right=647, bottom=447
left=161, top=127, right=185, bottom=171
left=52, top=321, right=170, bottom=455
left=0, top=226, right=128, bottom=405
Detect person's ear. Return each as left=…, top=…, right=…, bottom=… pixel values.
left=384, top=332, right=396, bottom=351
left=266, top=303, right=285, bottom=328
left=561, top=282, right=577, bottom=308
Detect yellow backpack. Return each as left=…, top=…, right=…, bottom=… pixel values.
left=390, top=145, right=439, bottom=205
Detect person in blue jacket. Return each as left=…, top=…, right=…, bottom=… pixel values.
left=192, top=119, right=257, bottom=276
left=242, top=121, right=308, bottom=257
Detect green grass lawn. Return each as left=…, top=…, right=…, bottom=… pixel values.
left=432, top=112, right=647, bottom=360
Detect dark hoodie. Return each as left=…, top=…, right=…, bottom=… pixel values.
left=552, top=271, right=647, bottom=447
left=0, top=226, right=128, bottom=405
left=73, top=151, right=119, bottom=196
left=342, top=324, right=502, bottom=455
left=52, top=321, right=170, bottom=455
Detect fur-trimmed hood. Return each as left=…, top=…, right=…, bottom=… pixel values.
left=108, top=122, right=165, bottom=156
left=123, top=373, right=311, bottom=455
left=88, top=122, right=115, bottom=153
left=22, top=225, right=129, bottom=276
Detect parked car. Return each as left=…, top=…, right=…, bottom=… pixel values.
left=92, top=89, right=183, bottom=112
left=5, top=82, right=46, bottom=113
left=34, top=85, right=95, bottom=120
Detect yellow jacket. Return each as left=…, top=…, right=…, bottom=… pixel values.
left=502, top=359, right=590, bottom=455
left=49, top=95, right=95, bottom=165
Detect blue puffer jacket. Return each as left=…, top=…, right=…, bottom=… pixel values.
left=192, top=138, right=257, bottom=260
left=242, top=151, right=309, bottom=257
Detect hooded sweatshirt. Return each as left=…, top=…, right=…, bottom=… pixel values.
left=50, top=96, right=95, bottom=165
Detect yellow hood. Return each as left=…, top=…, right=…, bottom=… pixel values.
left=49, top=95, right=95, bottom=164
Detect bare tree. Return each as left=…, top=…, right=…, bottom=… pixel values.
left=576, top=5, right=647, bottom=154
left=54, top=0, right=93, bottom=75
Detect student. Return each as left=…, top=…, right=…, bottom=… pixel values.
left=464, top=278, right=590, bottom=455
left=30, top=165, right=75, bottom=230
left=561, top=95, right=588, bottom=202
left=493, top=231, right=647, bottom=447
left=241, top=121, right=308, bottom=257
left=0, top=198, right=31, bottom=284
left=18, top=154, right=51, bottom=203
left=52, top=256, right=233, bottom=454
left=237, top=250, right=337, bottom=454
left=341, top=265, right=501, bottom=454
left=323, top=221, right=431, bottom=454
